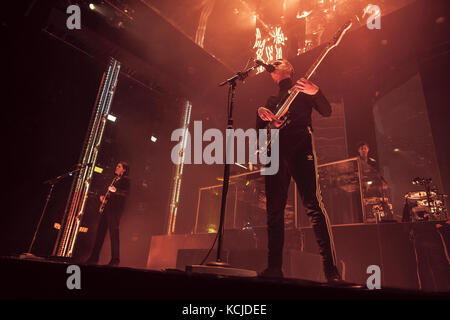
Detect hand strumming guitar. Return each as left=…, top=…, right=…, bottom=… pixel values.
left=257, top=107, right=284, bottom=128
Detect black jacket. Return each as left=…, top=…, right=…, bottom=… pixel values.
left=106, top=176, right=130, bottom=212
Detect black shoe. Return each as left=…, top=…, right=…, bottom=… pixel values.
left=325, top=265, right=343, bottom=285
left=107, top=259, right=120, bottom=266
left=259, top=267, right=284, bottom=278
left=326, top=273, right=344, bottom=285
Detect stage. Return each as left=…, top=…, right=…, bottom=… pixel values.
left=4, top=0, right=450, bottom=306
left=1, top=256, right=447, bottom=301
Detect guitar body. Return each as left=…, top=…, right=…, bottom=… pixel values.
left=266, top=113, right=290, bottom=130
left=99, top=176, right=121, bottom=214
left=98, top=194, right=109, bottom=214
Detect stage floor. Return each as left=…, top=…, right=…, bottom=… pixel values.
left=1, top=256, right=448, bottom=301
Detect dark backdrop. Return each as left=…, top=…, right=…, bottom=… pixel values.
left=2, top=3, right=102, bottom=256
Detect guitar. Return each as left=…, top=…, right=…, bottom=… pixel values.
left=99, top=175, right=121, bottom=214
left=259, top=20, right=352, bottom=153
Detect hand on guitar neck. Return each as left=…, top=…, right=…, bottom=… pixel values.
left=294, top=78, right=319, bottom=96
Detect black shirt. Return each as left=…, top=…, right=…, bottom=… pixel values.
left=256, top=78, right=332, bottom=142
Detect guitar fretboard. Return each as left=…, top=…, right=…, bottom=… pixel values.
left=271, top=21, right=352, bottom=120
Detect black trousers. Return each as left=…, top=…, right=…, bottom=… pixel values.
left=88, top=206, right=122, bottom=262
left=265, top=128, right=337, bottom=276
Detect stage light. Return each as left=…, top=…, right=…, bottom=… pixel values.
left=367, top=181, right=373, bottom=185
left=107, top=114, right=117, bottom=122
left=94, top=166, right=103, bottom=173
left=89, top=3, right=95, bottom=10
left=393, top=148, right=400, bottom=152
left=151, top=136, right=157, bottom=142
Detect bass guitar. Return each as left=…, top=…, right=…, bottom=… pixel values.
left=99, top=175, right=121, bottom=214
left=259, top=20, right=352, bottom=153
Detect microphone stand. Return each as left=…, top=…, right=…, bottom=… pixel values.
left=20, top=164, right=88, bottom=260
left=186, top=65, right=258, bottom=277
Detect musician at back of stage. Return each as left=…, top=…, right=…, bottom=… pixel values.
left=356, top=141, right=388, bottom=189
left=356, top=141, right=378, bottom=170
left=85, top=161, right=130, bottom=266
left=356, top=141, right=394, bottom=218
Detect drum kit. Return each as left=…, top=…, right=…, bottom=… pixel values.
left=364, top=197, right=394, bottom=223
left=403, top=177, right=448, bottom=222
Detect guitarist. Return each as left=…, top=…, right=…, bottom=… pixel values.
left=86, top=161, right=130, bottom=266
left=256, top=59, right=341, bottom=283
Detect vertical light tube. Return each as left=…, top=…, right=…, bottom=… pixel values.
left=53, top=58, right=121, bottom=257
left=167, top=100, right=192, bottom=235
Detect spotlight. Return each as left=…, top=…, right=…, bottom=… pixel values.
left=94, top=166, right=103, bottom=174
left=151, top=136, right=157, bottom=142
left=107, top=114, right=117, bottom=122
left=393, top=148, right=400, bottom=152
left=207, top=225, right=217, bottom=233
left=89, top=3, right=96, bottom=10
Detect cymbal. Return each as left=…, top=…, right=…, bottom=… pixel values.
left=405, top=191, right=436, bottom=200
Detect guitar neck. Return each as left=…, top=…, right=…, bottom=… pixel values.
left=274, top=46, right=333, bottom=118
left=269, top=20, right=351, bottom=122
left=274, top=90, right=300, bottom=117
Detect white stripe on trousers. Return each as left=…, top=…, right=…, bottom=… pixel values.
left=308, top=126, right=337, bottom=266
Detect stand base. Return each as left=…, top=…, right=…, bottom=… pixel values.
left=207, top=261, right=231, bottom=268
left=186, top=264, right=257, bottom=277
left=18, top=253, right=46, bottom=260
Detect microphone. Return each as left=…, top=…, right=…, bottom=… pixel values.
left=254, top=59, right=275, bottom=73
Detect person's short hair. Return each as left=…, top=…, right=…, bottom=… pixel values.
left=356, top=141, right=369, bottom=150
left=119, top=161, right=130, bottom=176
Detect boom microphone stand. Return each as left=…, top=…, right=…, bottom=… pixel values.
left=20, top=164, right=89, bottom=260
left=186, top=65, right=258, bottom=277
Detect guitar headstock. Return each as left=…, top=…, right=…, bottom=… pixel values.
left=326, top=20, right=352, bottom=50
